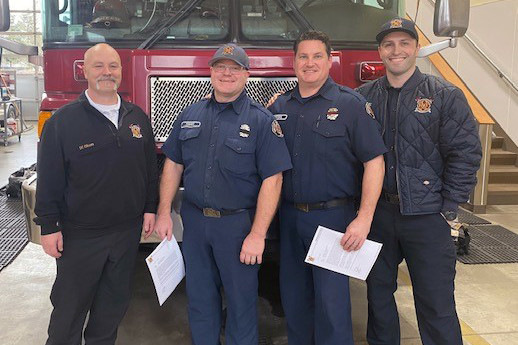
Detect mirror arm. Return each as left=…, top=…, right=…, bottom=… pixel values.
left=418, top=37, right=458, bottom=58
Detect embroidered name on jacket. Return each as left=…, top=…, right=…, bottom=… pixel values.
left=79, top=143, right=95, bottom=150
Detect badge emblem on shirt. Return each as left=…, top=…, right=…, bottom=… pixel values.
left=272, top=120, right=284, bottom=137
left=415, top=97, right=433, bottom=114
left=365, top=102, right=375, bottom=119
left=239, top=124, right=250, bottom=138
left=326, top=107, right=339, bottom=120
left=129, top=124, right=143, bottom=138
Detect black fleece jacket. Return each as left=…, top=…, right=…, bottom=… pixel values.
left=35, top=92, right=158, bottom=236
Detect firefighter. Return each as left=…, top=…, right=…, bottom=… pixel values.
left=268, top=31, right=386, bottom=345
left=155, top=43, right=292, bottom=345
left=35, top=43, right=158, bottom=345
left=356, top=18, right=482, bottom=345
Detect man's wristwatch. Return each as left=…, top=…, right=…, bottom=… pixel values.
left=442, top=210, right=457, bottom=221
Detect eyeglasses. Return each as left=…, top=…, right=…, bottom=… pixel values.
left=212, top=63, right=246, bottom=74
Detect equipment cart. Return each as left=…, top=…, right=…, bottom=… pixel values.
left=0, top=97, right=22, bottom=146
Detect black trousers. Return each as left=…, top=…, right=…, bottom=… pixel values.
left=46, top=227, right=141, bottom=345
left=366, top=200, right=462, bottom=345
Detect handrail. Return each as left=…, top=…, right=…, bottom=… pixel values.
left=463, top=34, right=518, bottom=96
left=422, top=0, right=518, bottom=96
left=410, top=16, right=494, bottom=125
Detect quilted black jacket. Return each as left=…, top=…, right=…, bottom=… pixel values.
left=356, top=68, right=482, bottom=215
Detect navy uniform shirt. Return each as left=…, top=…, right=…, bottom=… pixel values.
left=162, top=91, right=292, bottom=211
left=269, top=77, right=387, bottom=204
left=384, top=85, right=401, bottom=194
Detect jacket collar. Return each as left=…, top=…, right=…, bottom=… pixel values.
left=381, top=67, right=423, bottom=92
left=79, top=91, right=132, bottom=115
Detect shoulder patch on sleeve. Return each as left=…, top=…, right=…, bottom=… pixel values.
left=271, top=120, right=284, bottom=138
left=365, top=102, right=375, bottom=119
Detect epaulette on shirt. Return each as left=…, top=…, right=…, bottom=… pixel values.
left=338, top=84, right=368, bottom=103
left=250, top=100, right=274, bottom=118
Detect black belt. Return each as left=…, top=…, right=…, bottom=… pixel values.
left=294, top=198, right=350, bottom=212
left=382, top=192, right=399, bottom=205
left=201, top=207, right=248, bottom=218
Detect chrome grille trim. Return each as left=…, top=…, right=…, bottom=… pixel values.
left=150, top=77, right=298, bottom=142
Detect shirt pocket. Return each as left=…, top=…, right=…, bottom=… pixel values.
left=222, top=138, right=256, bottom=175
left=179, top=127, right=202, bottom=161
left=312, top=119, right=347, bottom=156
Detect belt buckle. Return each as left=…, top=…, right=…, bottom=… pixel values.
left=203, top=208, right=221, bottom=218
left=385, top=193, right=399, bottom=204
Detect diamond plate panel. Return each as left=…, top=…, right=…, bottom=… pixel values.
left=150, top=77, right=298, bottom=142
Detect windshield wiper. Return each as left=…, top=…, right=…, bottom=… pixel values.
left=275, top=0, right=315, bottom=32
left=138, top=0, right=205, bottom=49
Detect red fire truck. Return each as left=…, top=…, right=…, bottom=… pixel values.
left=0, top=0, right=468, bottom=244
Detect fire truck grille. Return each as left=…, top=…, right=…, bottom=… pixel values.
left=150, top=77, right=298, bottom=142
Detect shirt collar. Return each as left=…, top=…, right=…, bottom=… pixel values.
left=210, top=89, right=248, bottom=114
left=290, top=77, right=336, bottom=103
left=85, top=89, right=121, bottom=111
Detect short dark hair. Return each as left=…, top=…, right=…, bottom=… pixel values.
left=293, top=31, right=332, bottom=56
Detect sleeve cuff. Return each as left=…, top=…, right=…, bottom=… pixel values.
left=144, top=203, right=157, bottom=214
left=441, top=198, right=459, bottom=213
left=40, top=222, right=60, bottom=235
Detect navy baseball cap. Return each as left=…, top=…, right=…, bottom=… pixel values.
left=208, top=43, right=250, bottom=70
left=376, top=18, right=418, bottom=43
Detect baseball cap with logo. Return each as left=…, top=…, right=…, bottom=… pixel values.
left=376, top=18, right=418, bottom=44
left=208, top=43, right=250, bottom=70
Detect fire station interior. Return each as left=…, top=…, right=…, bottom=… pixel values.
left=2, top=0, right=518, bottom=344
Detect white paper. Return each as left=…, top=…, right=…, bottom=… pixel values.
left=305, top=225, right=382, bottom=281
left=145, top=237, right=186, bottom=306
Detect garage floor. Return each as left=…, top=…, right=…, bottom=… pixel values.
left=1, top=124, right=518, bottom=345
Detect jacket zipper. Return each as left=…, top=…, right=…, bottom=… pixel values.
left=394, top=91, right=402, bottom=209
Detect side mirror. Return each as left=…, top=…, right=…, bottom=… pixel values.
left=0, top=0, right=10, bottom=32
left=419, top=0, right=470, bottom=57
left=434, top=0, right=469, bottom=38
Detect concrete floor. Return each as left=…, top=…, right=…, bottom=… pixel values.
left=1, top=124, right=518, bottom=345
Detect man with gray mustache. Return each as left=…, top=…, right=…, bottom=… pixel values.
left=35, top=43, right=158, bottom=345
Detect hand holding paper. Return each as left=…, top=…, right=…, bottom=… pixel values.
left=305, top=226, right=382, bottom=280
left=145, top=237, right=185, bottom=306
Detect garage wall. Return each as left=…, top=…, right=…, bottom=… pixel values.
left=16, top=74, right=43, bottom=121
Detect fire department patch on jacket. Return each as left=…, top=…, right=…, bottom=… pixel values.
left=415, top=97, right=433, bottom=113
left=129, top=124, right=143, bottom=138
left=271, top=120, right=283, bottom=137
left=326, top=107, right=339, bottom=120
left=365, top=102, right=375, bottom=119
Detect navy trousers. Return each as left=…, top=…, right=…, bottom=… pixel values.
left=46, top=227, right=141, bottom=345
left=181, top=201, right=259, bottom=345
left=279, top=201, right=357, bottom=345
left=366, top=200, right=462, bottom=345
